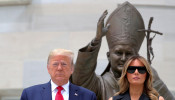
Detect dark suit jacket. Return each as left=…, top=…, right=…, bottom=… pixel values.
left=20, top=81, right=97, bottom=100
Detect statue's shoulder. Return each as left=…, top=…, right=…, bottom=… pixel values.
left=150, top=66, right=161, bottom=82
left=101, top=72, right=119, bottom=89
left=102, top=72, right=113, bottom=80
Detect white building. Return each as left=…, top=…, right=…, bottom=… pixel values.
left=0, top=0, right=174, bottom=99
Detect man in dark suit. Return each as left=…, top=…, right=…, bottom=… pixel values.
left=20, top=49, right=97, bottom=100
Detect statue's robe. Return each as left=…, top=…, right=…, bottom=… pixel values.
left=72, top=41, right=175, bottom=100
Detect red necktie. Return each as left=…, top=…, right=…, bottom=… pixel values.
left=55, top=86, right=64, bottom=100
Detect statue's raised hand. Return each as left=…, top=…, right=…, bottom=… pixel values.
left=95, top=10, right=110, bottom=41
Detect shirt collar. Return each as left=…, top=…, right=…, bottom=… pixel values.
left=51, top=80, right=70, bottom=92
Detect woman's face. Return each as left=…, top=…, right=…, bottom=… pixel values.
left=127, top=59, right=147, bottom=85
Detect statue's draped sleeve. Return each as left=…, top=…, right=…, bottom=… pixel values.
left=151, top=67, right=175, bottom=100
left=72, top=39, right=103, bottom=99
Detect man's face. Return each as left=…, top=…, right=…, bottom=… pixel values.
left=47, top=55, right=73, bottom=86
left=108, top=44, right=136, bottom=74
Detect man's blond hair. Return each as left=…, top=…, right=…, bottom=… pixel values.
left=47, top=48, right=74, bottom=65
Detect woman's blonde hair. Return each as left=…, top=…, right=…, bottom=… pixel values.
left=115, top=55, right=159, bottom=100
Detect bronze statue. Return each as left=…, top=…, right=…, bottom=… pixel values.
left=72, top=2, right=175, bottom=100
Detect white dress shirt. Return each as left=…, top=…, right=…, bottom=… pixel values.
left=51, top=80, right=69, bottom=100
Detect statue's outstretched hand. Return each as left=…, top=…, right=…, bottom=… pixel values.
left=95, top=10, right=110, bottom=41
left=87, top=10, right=110, bottom=52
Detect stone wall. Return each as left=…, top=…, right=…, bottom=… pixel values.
left=0, top=0, right=174, bottom=99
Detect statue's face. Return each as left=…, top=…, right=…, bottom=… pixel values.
left=108, top=44, right=137, bottom=74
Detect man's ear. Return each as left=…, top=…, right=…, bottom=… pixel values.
left=107, top=52, right=110, bottom=61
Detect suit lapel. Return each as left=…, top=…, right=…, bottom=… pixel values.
left=41, top=81, right=52, bottom=100
left=69, top=83, right=80, bottom=100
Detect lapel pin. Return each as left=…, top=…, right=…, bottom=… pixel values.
left=74, top=93, right=78, bottom=96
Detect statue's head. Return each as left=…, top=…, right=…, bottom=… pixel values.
left=106, top=2, right=145, bottom=75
